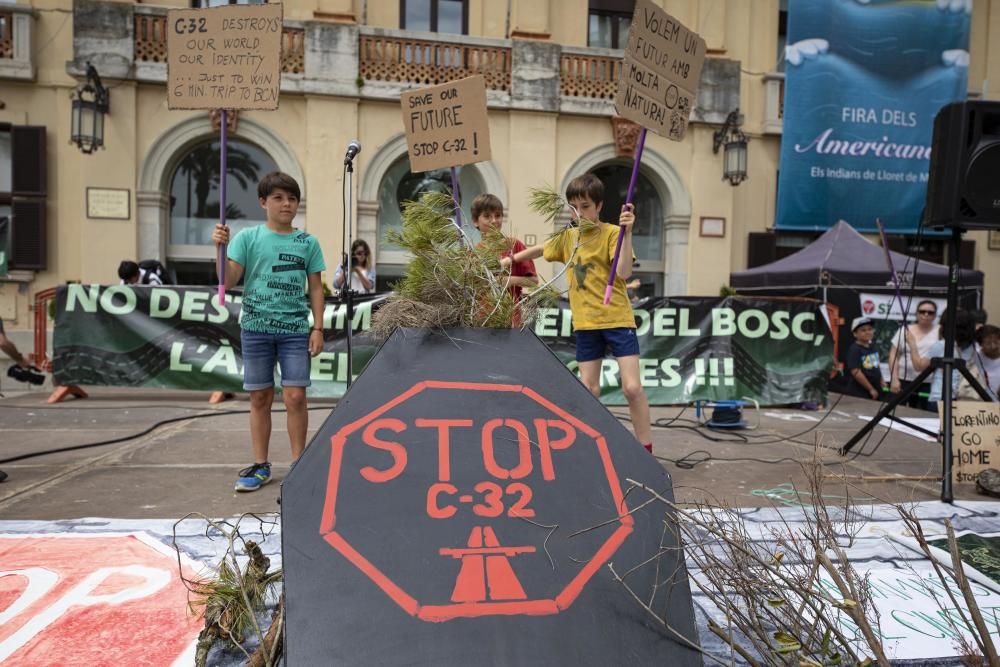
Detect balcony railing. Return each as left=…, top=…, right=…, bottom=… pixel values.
left=560, top=49, right=621, bottom=100
left=0, top=12, right=12, bottom=59
left=0, top=7, right=33, bottom=79
left=281, top=28, right=305, bottom=75
left=134, top=14, right=167, bottom=63
left=763, top=72, right=784, bottom=133
left=115, top=13, right=739, bottom=119
left=133, top=14, right=305, bottom=74
left=359, top=32, right=511, bottom=92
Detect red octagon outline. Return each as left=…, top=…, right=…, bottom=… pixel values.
left=319, top=380, right=634, bottom=622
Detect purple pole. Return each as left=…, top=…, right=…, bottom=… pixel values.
left=875, top=218, right=910, bottom=321
left=604, top=127, right=647, bottom=305
left=450, top=166, right=462, bottom=228
left=217, top=110, right=228, bottom=306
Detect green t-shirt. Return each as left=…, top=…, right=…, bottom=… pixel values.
left=228, top=225, right=326, bottom=334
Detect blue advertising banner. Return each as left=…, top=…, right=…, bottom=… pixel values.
left=776, top=0, right=971, bottom=234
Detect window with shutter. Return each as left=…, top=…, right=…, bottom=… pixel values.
left=12, top=125, right=46, bottom=196
left=2, top=124, right=48, bottom=271
left=9, top=199, right=45, bottom=270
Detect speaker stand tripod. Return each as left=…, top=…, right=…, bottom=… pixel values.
left=840, top=227, right=993, bottom=502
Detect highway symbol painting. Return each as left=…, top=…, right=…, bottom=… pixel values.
left=282, top=327, right=701, bottom=665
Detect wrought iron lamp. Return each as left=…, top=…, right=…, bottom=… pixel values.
left=71, top=63, right=110, bottom=154
left=712, top=109, right=748, bottom=186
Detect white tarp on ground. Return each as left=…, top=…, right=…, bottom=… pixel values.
left=4, top=502, right=1000, bottom=664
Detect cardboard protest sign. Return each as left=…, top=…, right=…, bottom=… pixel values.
left=400, top=75, right=492, bottom=173
left=614, top=0, right=706, bottom=141
left=166, top=3, right=283, bottom=110
left=947, top=401, right=1000, bottom=485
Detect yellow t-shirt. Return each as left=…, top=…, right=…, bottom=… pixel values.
left=543, top=222, right=635, bottom=331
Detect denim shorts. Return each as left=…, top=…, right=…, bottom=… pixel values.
left=240, top=330, right=311, bottom=391
left=575, top=327, right=640, bottom=362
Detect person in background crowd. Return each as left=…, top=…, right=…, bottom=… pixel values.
left=1, top=318, right=44, bottom=386
left=888, top=299, right=940, bottom=410
left=972, top=309, right=988, bottom=332
left=973, top=324, right=1000, bottom=396
left=845, top=316, right=886, bottom=400
left=118, top=259, right=169, bottom=286
left=333, top=240, right=375, bottom=295
left=909, top=309, right=983, bottom=412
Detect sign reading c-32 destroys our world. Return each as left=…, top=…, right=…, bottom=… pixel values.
left=166, top=3, right=282, bottom=110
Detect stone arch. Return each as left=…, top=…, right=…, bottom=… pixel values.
left=136, top=115, right=305, bottom=260
left=357, top=133, right=507, bottom=263
left=560, top=144, right=692, bottom=295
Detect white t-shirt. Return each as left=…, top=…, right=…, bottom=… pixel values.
left=927, top=340, right=978, bottom=402
left=976, top=349, right=1000, bottom=394
left=892, top=324, right=940, bottom=382
left=334, top=265, right=375, bottom=294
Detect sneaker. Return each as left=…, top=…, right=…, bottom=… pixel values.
left=235, top=462, right=272, bottom=492
left=7, top=365, right=45, bottom=386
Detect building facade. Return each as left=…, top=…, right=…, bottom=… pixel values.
left=1, top=0, right=998, bottom=333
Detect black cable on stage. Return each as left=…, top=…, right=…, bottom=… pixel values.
left=611, top=391, right=923, bottom=469
left=0, top=405, right=334, bottom=465
left=654, top=450, right=806, bottom=468
left=616, top=392, right=848, bottom=447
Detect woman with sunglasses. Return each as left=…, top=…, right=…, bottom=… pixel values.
left=334, top=239, right=375, bottom=294
left=888, top=299, right=940, bottom=410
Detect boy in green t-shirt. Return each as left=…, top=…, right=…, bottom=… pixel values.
left=503, top=173, right=652, bottom=453
left=212, top=172, right=326, bottom=491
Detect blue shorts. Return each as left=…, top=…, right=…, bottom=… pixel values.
left=575, top=328, right=640, bottom=362
left=240, top=330, right=312, bottom=391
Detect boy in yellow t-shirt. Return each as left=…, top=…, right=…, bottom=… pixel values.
left=503, top=173, right=653, bottom=452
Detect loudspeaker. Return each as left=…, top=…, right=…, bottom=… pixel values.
left=924, top=100, right=1000, bottom=230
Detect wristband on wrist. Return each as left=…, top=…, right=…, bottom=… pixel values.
left=312, top=327, right=323, bottom=332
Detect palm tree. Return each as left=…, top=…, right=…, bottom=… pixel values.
left=204, top=202, right=247, bottom=220
left=175, top=142, right=262, bottom=219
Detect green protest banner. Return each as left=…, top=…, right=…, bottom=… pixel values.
left=927, top=532, right=1000, bottom=588
left=535, top=296, right=833, bottom=405
left=53, top=285, right=832, bottom=404
left=53, top=284, right=380, bottom=397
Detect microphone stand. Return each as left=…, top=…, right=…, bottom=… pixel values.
left=342, top=154, right=356, bottom=390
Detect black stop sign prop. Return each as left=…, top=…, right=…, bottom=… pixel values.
left=282, top=328, right=700, bottom=664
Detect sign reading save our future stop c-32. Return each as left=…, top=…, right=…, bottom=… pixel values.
left=400, top=75, right=492, bottom=173
left=166, top=3, right=283, bottom=110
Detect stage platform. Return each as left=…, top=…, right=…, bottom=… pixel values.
left=0, top=388, right=978, bottom=519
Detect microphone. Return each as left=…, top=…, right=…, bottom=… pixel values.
left=344, top=140, right=361, bottom=165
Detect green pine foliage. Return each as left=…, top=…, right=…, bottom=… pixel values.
left=369, top=189, right=559, bottom=339
left=527, top=185, right=599, bottom=233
